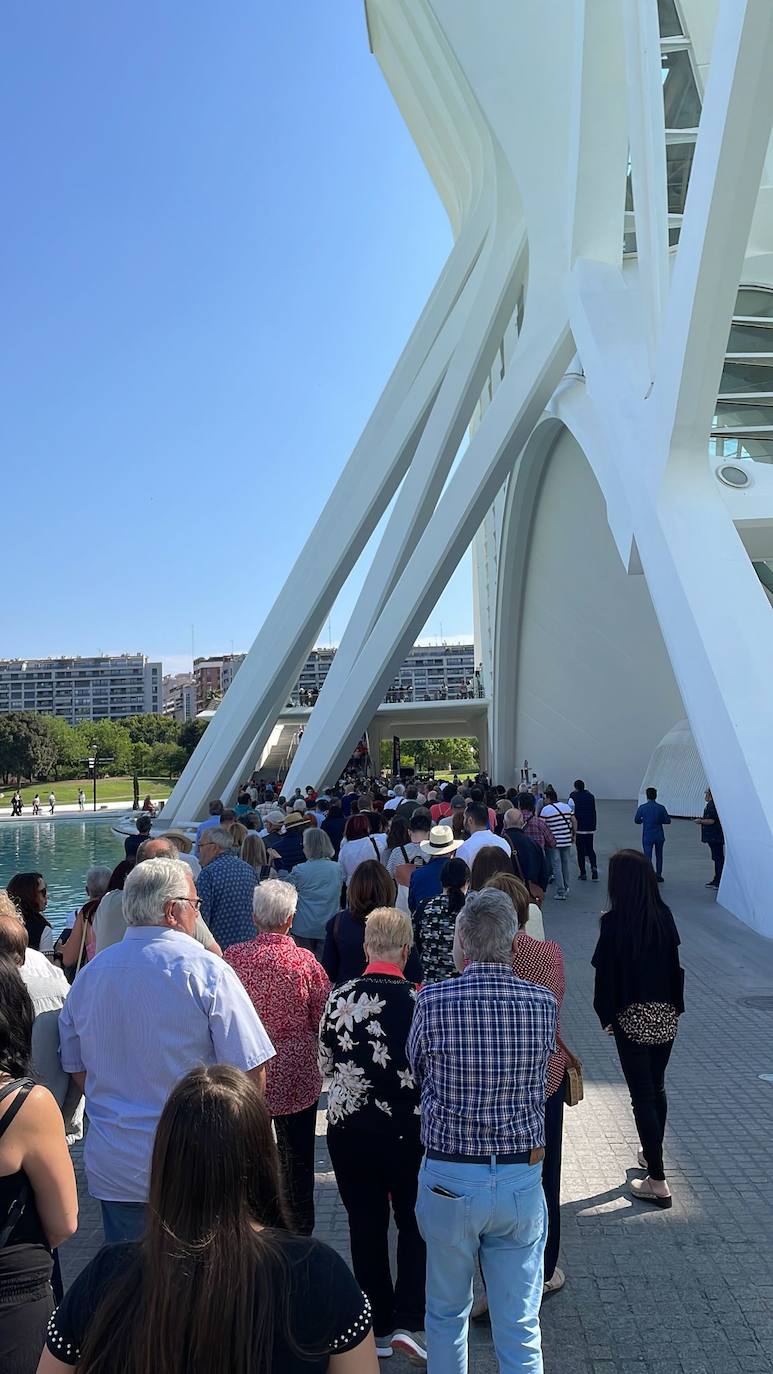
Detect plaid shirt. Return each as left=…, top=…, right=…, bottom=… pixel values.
left=523, top=814, right=556, bottom=850
left=407, top=962, right=557, bottom=1155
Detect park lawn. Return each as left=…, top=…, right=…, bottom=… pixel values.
left=0, top=776, right=174, bottom=807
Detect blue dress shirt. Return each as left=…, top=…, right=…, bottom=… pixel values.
left=196, top=850, right=258, bottom=949
left=58, top=926, right=274, bottom=1203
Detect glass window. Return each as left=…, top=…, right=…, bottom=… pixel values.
left=727, top=322, right=773, bottom=354
left=719, top=360, right=773, bottom=394
left=711, top=435, right=773, bottom=463
left=662, top=49, right=701, bottom=129
left=666, top=142, right=695, bottom=213
left=713, top=402, right=773, bottom=428
left=658, top=0, right=683, bottom=38
left=735, top=288, right=773, bottom=319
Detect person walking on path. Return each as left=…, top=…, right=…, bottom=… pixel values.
left=408, top=888, right=556, bottom=1373
left=592, top=849, right=684, bottom=1208
left=570, top=780, right=598, bottom=882
left=319, top=908, right=427, bottom=1365
left=58, top=857, right=274, bottom=1243
left=48, top=793, right=55, bottom=816
left=225, top=880, right=330, bottom=1235
left=634, top=787, right=671, bottom=882
left=693, top=788, right=725, bottom=889
left=77, top=789, right=86, bottom=812
left=540, top=788, right=575, bottom=900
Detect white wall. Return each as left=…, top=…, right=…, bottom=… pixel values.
left=512, top=429, right=685, bottom=798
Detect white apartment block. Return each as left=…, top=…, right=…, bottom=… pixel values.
left=0, top=656, right=162, bottom=723
left=292, top=643, right=477, bottom=704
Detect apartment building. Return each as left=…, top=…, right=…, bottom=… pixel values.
left=0, top=656, right=162, bottom=723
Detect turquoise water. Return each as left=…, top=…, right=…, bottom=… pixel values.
left=0, top=818, right=126, bottom=935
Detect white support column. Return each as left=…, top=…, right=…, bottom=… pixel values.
left=285, top=309, right=574, bottom=790
left=162, top=214, right=488, bottom=820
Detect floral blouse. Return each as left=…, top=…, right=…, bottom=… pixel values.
left=225, top=932, right=331, bottom=1116
left=318, top=970, right=421, bottom=1134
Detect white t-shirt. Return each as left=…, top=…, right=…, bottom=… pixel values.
left=383, top=796, right=402, bottom=811
left=338, top=833, right=387, bottom=885
left=456, top=829, right=511, bottom=869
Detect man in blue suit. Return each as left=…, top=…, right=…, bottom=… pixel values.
left=634, top=787, right=671, bottom=882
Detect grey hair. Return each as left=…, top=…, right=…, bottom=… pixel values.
left=456, top=888, right=517, bottom=964
left=122, top=857, right=191, bottom=927
left=291, top=798, right=307, bottom=814
left=252, top=879, right=297, bottom=931
left=303, top=827, right=334, bottom=861
left=503, top=808, right=523, bottom=830
left=85, top=865, right=113, bottom=900
left=203, top=826, right=235, bottom=853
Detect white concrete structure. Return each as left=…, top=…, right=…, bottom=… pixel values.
left=164, top=0, right=773, bottom=936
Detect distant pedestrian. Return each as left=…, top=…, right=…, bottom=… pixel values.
left=32, top=795, right=40, bottom=816
left=592, top=849, right=684, bottom=1208
left=77, top=788, right=86, bottom=812
left=634, top=787, right=671, bottom=882
left=694, top=788, right=724, bottom=889
left=540, top=788, right=576, bottom=900
left=48, top=792, right=55, bottom=816
left=11, top=791, right=22, bottom=817
left=570, top=780, right=598, bottom=881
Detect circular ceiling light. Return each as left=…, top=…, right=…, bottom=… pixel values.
left=716, top=463, right=752, bottom=488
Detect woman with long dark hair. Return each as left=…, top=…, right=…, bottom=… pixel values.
left=321, top=862, right=422, bottom=985
left=413, top=856, right=469, bottom=982
left=0, top=958, right=77, bottom=1373
left=40, top=1065, right=377, bottom=1374
left=468, top=844, right=513, bottom=891
left=592, top=849, right=684, bottom=1208
left=6, top=876, right=52, bottom=955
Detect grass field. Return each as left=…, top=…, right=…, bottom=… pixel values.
left=0, top=777, right=174, bottom=808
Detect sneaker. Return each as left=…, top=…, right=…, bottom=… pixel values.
left=556, top=893, right=567, bottom=901
left=391, top=1331, right=427, bottom=1365
left=630, top=1176, right=672, bottom=1208
left=656, top=875, right=665, bottom=883
left=591, top=869, right=599, bottom=881
left=543, top=1266, right=566, bottom=1298
left=374, top=1335, right=394, bottom=1359
left=706, top=880, right=719, bottom=888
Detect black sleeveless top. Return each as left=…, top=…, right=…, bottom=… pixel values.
left=0, top=1079, right=48, bottom=1250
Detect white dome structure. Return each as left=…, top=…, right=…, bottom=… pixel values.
left=640, top=719, right=708, bottom=818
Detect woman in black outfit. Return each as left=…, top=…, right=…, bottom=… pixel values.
left=0, top=959, right=77, bottom=1374
left=41, top=1065, right=377, bottom=1374
left=6, top=874, right=53, bottom=954
left=321, top=862, right=423, bottom=986
left=592, top=849, right=684, bottom=1208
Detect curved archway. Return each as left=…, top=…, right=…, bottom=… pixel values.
left=491, top=419, right=685, bottom=797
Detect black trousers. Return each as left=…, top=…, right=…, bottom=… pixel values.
left=274, top=1100, right=318, bottom=1236
left=575, top=833, right=597, bottom=875
left=327, top=1124, right=426, bottom=1338
left=708, top=841, right=725, bottom=884
left=613, top=1029, right=674, bottom=1180
left=543, top=1078, right=564, bottom=1281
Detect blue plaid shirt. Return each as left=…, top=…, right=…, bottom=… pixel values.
left=407, top=962, right=557, bottom=1155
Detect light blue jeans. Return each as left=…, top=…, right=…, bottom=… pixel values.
left=549, top=845, right=571, bottom=897
left=416, top=1155, right=547, bottom=1373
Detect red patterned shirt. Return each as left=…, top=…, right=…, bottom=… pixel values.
left=225, top=932, right=331, bottom=1116
left=511, top=932, right=567, bottom=1098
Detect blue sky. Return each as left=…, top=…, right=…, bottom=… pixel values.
left=2, top=3, right=473, bottom=676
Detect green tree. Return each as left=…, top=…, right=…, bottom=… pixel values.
left=0, top=714, right=58, bottom=783
left=147, top=742, right=186, bottom=779
left=178, top=718, right=208, bottom=759
left=73, top=720, right=132, bottom=775
left=42, top=716, right=80, bottom=778
left=123, top=714, right=180, bottom=746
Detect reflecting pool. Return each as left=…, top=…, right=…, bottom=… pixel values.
left=0, top=818, right=126, bottom=935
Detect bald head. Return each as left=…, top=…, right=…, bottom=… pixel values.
left=136, top=837, right=178, bottom=863
left=504, top=808, right=525, bottom=830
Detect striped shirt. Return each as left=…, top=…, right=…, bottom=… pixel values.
left=540, top=802, right=574, bottom=847
left=407, top=962, right=556, bottom=1155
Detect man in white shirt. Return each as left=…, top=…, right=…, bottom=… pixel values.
left=456, top=802, right=511, bottom=870
left=384, top=784, right=405, bottom=812
left=59, top=857, right=274, bottom=1243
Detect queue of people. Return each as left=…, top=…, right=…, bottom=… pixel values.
left=0, top=768, right=697, bottom=1374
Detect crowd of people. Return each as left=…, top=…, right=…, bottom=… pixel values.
left=0, top=766, right=695, bottom=1372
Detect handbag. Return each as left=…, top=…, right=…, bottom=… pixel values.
left=557, top=1034, right=584, bottom=1106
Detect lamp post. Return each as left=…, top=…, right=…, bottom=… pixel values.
left=81, top=751, right=113, bottom=813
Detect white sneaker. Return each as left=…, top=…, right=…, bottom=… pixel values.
left=374, top=1335, right=394, bottom=1359
left=391, top=1330, right=428, bottom=1365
